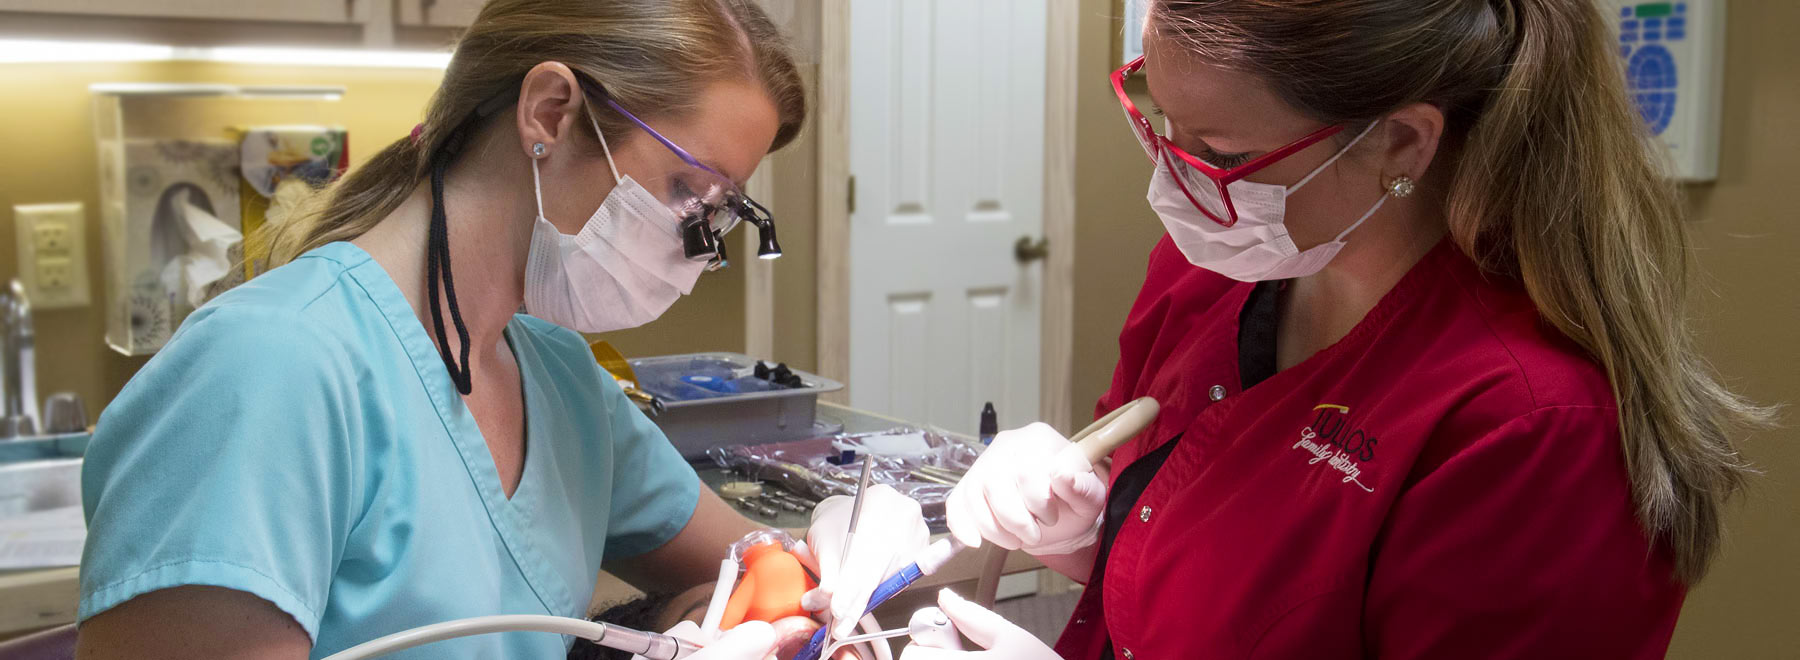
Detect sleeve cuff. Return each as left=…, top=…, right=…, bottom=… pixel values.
left=80, top=558, right=323, bottom=641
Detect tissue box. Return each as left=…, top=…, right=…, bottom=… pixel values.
left=230, top=126, right=348, bottom=281
left=97, top=138, right=242, bottom=355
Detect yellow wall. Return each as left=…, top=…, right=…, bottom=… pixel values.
left=0, top=59, right=748, bottom=412
left=1064, top=1, right=1800, bottom=656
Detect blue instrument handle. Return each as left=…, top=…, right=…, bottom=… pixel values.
left=789, top=564, right=925, bottom=660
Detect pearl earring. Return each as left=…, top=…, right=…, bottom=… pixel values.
left=532, top=143, right=546, bottom=158
left=1387, top=175, right=1416, bottom=198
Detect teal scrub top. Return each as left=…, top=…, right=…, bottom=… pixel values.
left=78, top=242, right=702, bottom=659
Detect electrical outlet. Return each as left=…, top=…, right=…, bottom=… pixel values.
left=34, top=223, right=71, bottom=255
left=37, top=257, right=74, bottom=291
left=13, top=202, right=91, bottom=309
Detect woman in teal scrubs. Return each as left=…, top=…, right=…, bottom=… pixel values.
left=74, top=1, right=809, bottom=658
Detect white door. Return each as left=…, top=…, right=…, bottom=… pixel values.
left=848, top=0, right=1047, bottom=435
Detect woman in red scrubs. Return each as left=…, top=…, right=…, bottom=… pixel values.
left=913, top=1, right=1772, bottom=659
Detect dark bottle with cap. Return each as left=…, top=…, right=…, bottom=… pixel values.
left=979, top=402, right=998, bottom=445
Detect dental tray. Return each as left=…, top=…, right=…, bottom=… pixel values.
left=629, top=352, right=844, bottom=459
left=706, top=428, right=981, bottom=532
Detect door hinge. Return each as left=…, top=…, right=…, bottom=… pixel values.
left=846, top=175, right=856, bottom=215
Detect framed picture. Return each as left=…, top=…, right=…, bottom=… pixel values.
left=1118, top=0, right=1148, bottom=67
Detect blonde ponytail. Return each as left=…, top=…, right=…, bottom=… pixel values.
left=1449, top=0, right=1768, bottom=583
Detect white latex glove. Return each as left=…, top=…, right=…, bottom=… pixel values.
left=800, top=484, right=930, bottom=639
left=629, top=620, right=776, bottom=660
left=945, top=423, right=1107, bottom=556
left=899, top=589, right=1059, bottom=660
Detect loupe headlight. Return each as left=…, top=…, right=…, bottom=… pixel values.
left=738, top=196, right=782, bottom=260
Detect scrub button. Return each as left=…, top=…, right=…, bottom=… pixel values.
left=1209, top=384, right=1227, bottom=401
left=1075, top=617, right=1087, bottom=625
left=1122, top=649, right=1135, bottom=660
left=1139, top=506, right=1153, bottom=522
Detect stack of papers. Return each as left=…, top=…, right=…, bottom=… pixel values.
left=0, top=506, right=85, bottom=570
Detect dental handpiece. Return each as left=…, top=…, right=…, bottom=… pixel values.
left=319, top=615, right=699, bottom=660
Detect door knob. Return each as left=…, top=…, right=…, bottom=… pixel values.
left=1014, top=236, right=1049, bottom=264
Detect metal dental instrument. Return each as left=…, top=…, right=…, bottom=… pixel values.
left=839, top=456, right=875, bottom=567
left=819, top=606, right=958, bottom=659
left=824, top=457, right=876, bottom=651
left=915, top=465, right=964, bottom=478
left=791, top=397, right=1162, bottom=660
left=731, top=497, right=780, bottom=519
left=907, top=469, right=957, bottom=486
left=322, top=615, right=699, bottom=660
left=760, top=494, right=807, bottom=512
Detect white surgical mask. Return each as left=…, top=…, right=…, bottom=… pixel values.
left=523, top=114, right=707, bottom=332
left=1147, top=121, right=1387, bottom=281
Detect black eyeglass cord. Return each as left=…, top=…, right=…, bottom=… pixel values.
left=427, top=143, right=474, bottom=395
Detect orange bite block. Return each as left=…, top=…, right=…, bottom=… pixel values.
left=718, top=541, right=818, bottom=630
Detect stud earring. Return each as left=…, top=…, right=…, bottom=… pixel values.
left=1387, top=175, right=1416, bottom=198
left=532, top=143, right=546, bottom=158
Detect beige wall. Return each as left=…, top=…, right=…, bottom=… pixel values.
left=0, top=59, right=749, bottom=412
left=1666, top=3, right=1800, bottom=656
left=763, top=0, right=822, bottom=373
left=1069, top=0, right=1164, bottom=420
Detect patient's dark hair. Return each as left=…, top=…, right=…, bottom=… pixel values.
left=568, top=593, right=676, bottom=660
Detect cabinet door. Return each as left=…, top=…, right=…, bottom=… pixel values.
left=0, top=0, right=362, bottom=23
left=398, top=0, right=485, bottom=28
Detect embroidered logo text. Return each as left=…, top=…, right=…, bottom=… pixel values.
left=1289, top=404, right=1377, bottom=493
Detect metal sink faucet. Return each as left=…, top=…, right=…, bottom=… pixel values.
left=0, top=279, right=38, bottom=438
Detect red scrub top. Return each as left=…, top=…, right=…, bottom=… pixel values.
left=1054, top=236, right=1682, bottom=659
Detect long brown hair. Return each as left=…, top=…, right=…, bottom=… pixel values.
left=266, top=0, right=806, bottom=265
left=1150, top=0, right=1771, bottom=583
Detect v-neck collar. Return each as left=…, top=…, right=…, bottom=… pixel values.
left=502, top=329, right=551, bottom=512
left=1226, top=238, right=1450, bottom=402
left=314, top=242, right=578, bottom=617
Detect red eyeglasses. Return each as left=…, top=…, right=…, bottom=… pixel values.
left=1112, top=55, right=1344, bottom=228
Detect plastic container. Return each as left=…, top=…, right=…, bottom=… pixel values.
left=91, top=84, right=344, bottom=355
left=629, top=352, right=844, bottom=458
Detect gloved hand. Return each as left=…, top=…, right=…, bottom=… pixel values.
left=629, top=620, right=776, bottom=660
left=798, top=484, right=930, bottom=639
left=945, top=423, right=1107, bottom=556
left=899, top=589, right=1059, bottom=660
